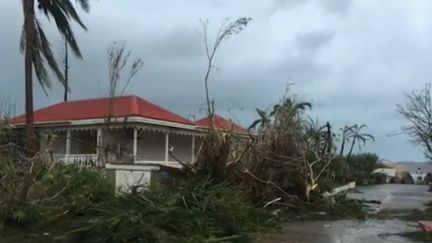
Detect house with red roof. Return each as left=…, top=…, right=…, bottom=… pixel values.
left=195, top=115, right=248, bottom=134
left=10, top=95, right=248, bottom=170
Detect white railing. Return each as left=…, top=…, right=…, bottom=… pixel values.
left=52, top=154, right=103, bottom=168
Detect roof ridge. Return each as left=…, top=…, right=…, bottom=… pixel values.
left=134, top=96, right=192, bottom=119
left=37, top=95, right=136, bottom=108
left=11, top=95, right=196, bottom=126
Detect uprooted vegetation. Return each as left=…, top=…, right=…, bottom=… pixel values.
left=0, top=126, right=276, bottom=242
left=70, top=177, right=277, bottom=243
left=0, top=93, right=378, bottom=242
left=167, top=94, right=371, bottom=217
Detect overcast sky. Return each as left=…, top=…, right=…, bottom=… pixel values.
left=1, top=0, right=431, bottom=162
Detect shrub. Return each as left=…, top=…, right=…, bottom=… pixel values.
left=0, top=164, right=113, bottom=229
left=346, top=153, right=380, bottom=183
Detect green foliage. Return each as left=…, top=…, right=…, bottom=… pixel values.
left=1, top=202, right=40, bottom=227
left=37, top=164, right=112, bottom=215
left=326, top=155, right=350, bottom=185
left=22, top=0, right=90, bottom=89
left=244, top=96, right=338, bottom=203
left=0, top=164, right=112, bottom=228
left=346, top=153, right=380, bottom=182
left=324, top=153, right=382, bottom=185
left=70, top=177, right=276, bottom=243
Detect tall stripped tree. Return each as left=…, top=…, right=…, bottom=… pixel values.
left=201, top=17, right=252, bottom=122
left=21, top=0, right=89, bottom=149
left=106, top=41, right=144, bottom=122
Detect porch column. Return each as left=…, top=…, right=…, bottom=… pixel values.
left=133, top=128, right=138, bottom=162
left=96, top=128, right=102, bottom=158
left=165, top=132, right=169, bottom=162
left=65, top=130, right=71, bottom=163
left=191, top=135, right=195, bottom=163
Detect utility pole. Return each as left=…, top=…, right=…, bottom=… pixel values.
left=63, top=39, right=69, bottom=102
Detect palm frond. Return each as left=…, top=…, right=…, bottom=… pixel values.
left=248, top=119, right=261, bottom=131
left=294, top=102, right=312, bottom=111
left=35, top=19, right=64, bottom=84
left=37, top=0, right=87, bottom=58
left=256, top=109, right=267, bottom=120
left=361, top=133, right=375, bottom=141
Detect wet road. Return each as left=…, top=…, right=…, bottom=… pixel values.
left=348, top=184, right=432, bottom=212
left=256, top=184, right=432, bottom=243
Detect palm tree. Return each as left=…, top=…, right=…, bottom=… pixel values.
left=339, top=125, right=353, bottom=156
left=249, top=99, right=312, bottom=132
left=21, top=0, right=89, bottom=149
left=280, top=98, right=312, bottom=112
left=305, top=117, right=324, bottom=153
left=248, top=109, right=271, bottom=131
left=305, top=118, right=335, bottom=156
left=347, top=124, right=375, bottom=159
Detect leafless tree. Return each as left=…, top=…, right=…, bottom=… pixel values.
left=106, top=41, right=144, bottom=120
left=201, top=17, right=252, bottom=120
left=397, top=84, right=432, bottom=159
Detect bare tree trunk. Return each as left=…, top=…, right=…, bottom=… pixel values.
left=305, top=184, right=313, bottom=202
left=347, top=139, right=356, bottom=159
left=21, top=0, right=36, bottom=201
left=23, top=0, right=36, bottom=153
left=339, top=133, right=345, bottom=156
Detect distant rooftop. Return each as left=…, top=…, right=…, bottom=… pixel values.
left=195, top=115, right=247, bottom=134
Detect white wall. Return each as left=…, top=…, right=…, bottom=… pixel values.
left=52, top=131, right=66, bottom=154
left=115, top=170, right=151, bottom=193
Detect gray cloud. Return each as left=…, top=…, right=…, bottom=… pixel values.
left=295, top=32, right=335, bottom=52
left=273, top=0, right=352, bottom=15
left=321, top=0, right=352, bottom=15
left=1, top=0, right=431, bottom=162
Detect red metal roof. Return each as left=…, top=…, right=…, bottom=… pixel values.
left=195, top=115, right=248, bottom=134
left=11, top=95, right=194, bottom=125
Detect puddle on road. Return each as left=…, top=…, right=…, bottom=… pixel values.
left=256, top=185, right=432, bottom=243
left=256, top=219, right=421, bottom=243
